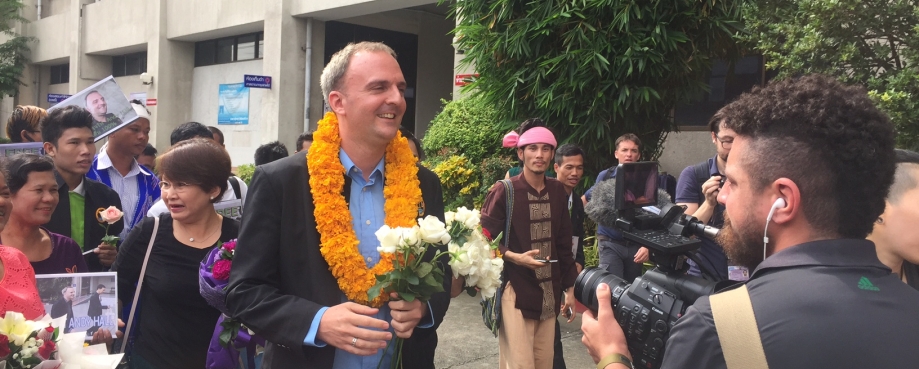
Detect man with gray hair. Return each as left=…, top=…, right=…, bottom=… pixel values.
left=228, top=42, right=449, bottom=368
left=50, top=286, right=76, bottom=333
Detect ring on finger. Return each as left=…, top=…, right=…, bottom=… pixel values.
left=351, top=337, right=358, bottom=347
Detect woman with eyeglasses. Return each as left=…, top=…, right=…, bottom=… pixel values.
left=113, top=138, right=238, bottom=369
left=0, top=154, right=87, bottom=274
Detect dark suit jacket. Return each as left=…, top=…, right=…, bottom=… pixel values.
left=227, top=154, right=450, bottom=368
left=50, top=298, right=74, bottom=333
left=45, top=172, right=123, bottom=272
left=88, top=292, right=107, bottom=316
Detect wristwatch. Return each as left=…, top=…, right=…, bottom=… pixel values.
left=597, top=353, right=634, bottom=369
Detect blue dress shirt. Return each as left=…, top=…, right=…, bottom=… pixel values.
left=303, top=149, right=433, bottom=369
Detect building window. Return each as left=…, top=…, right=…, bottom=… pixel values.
left=50, top=64, right=69, bottom=85
left=195, top=32, right=264, bottom=67
left=112, top=52, right=147, bottom=77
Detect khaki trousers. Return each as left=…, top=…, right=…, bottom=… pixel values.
left=498, top=283, right=556, bottom=369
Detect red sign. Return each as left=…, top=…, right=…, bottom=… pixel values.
left=454, top=74, right=479, bottom=86
left=146, top=98, right=157, bottom=106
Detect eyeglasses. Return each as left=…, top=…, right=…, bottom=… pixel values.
left=159, top=181, right=190, bottom=192
left=716, top=135, right=733, bottom=149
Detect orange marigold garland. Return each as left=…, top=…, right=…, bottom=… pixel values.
left=307, top=112, right=421, bottom=307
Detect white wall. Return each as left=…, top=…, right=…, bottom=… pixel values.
left=657, top=130, right=715, bottom=178
left=191, top=59, right=265, bottom=166
left=165, top=0, right=264, bottom=40
left=83, top=0, right=151, bottom=54
left=27, top=14, right=70, bottom=63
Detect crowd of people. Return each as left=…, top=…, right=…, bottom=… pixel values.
left=0, top=40, right=914, bottom=369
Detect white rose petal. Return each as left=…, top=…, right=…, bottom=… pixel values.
left=399, top=226, right=421, bottom=248
left=375, top=225, right=400, bottom=254
left=453, top=207, right=470, bottom=225
left=418, top=215, right=450, bottom=245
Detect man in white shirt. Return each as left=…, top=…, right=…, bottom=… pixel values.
left=86, top=102, right=160, bottom=238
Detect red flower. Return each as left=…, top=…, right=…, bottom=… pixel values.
left=212, top=259, right=232, bottom=280
left=222, top=239, right=237, bottom=252
left=0, top=334, right=10, bottom=357
left=38, top=339, right=56, bottom=360
left=37, top=324, right=54, bottom=341
left=481, top=228, right=492, bottom=241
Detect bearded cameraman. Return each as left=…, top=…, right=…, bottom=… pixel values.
left=581, top=75, right=919, bottom=369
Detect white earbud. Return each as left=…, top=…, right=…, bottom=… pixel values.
left=763, top=198, right=787, bottom=260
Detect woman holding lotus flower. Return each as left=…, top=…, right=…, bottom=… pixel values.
left=113, top=138, right=239, bottom=368
left=0, top=154, right=86, bottom=274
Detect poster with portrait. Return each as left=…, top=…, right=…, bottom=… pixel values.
left=218, top=83, right=250, bottom=125
left=47, top=76, right=139, bottom=142
left=36, top=272, right=118, bottom=339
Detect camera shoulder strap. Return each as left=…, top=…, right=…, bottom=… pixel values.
left=709, top=284, right=770, bottom=369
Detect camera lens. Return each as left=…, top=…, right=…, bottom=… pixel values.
left=574, top=268, right=630, bottom=314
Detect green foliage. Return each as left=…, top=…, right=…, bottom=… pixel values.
left=422, top=95, right=514, bottom=165
left=870, top=85, right=919, bottom=151
left=477, top=155, right=515, bottom=203
left=0, top=0, right=32, bottom=97
left=235, top=164, right=255, bottom=185
left=0, top=136, right=9, bottom=144
left=743, top=0, right=919, bottom=150
left=429, top=154, right=480, bottom=210
left=448, top=0, right=745, bottom=175
left=583, top=237, right=599, bottom=268
left=36, top=277, right=72, bottom=304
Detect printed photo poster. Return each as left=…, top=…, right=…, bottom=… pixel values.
left=0, top=142, right=44, bottom=157
left=36, top=272, right=118, bottom=339
left=218, top=83, right=250, bottom=125
left=47, top=76, right=139, bottom=142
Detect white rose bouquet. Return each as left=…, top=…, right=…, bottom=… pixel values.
left=368, top=215, right=452, bottom=369
left=368, top=207, right=505, bottom=369
left=444, top=207, right=505, bottom=299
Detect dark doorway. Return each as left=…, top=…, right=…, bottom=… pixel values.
left=324, top=21, right=419, bottom=132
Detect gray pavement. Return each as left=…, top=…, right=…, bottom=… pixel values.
left=435, top=293, right=596, bottom=369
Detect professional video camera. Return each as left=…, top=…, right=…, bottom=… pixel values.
left=577, top=161, right=733, bottom=369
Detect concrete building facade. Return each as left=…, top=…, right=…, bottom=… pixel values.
left=3, top=0, right=455, bottom=165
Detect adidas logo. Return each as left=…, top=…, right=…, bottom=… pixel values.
left=858, top=277, right=880, bottom=291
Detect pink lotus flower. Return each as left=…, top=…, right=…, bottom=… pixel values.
left=212, top=259, right=232, bottom=281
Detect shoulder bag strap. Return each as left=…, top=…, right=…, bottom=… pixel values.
left=693, top=161, right=710, bottom=201
left=120, top=215, right=161, bottom=354
left=229, top=176, right=242, bottom=200
left=500, top=179, right=513, bottom=249
left=709, top=285, right=770, bottom=369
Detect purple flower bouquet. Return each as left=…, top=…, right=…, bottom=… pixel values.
left=199, top=240, right=265, bottom=369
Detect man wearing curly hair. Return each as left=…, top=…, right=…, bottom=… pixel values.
left=227, top=42, right=450, bottom=369
left=581, top=75, right=919, bottom=368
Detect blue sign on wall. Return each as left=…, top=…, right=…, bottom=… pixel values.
left=244, top=75, right=272, bottom=89
left=218, top=83, right=250, bottom=125
left=47, top=94, right=72, bottom=104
